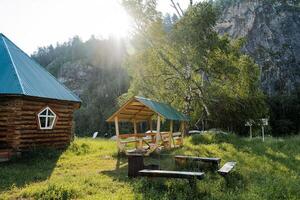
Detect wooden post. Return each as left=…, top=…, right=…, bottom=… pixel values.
left=133, top=120, right=138, bottom=148
left=180, top=121, right=185, bottom=146
left=128, top=154, right=144, bottom=178
left=169, top=120, right=173, bottom=149
left=133, top=120, right=137, bottom=134
left=149, top=119, right=153, bottom=132
left=148, top=118, right=154, bottom=143
left=250, top=126, right=252, bottom=139
left=114, top=116, right=121, bottom=152
left=156, top=116, right=161, bottom=146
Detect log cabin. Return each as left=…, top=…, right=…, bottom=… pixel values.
left=0, top=33, right=81, bottom=161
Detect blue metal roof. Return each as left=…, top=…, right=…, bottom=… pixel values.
left=0, top=33, right=81, bottom=103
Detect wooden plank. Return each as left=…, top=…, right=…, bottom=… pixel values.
left=118, top=115, right=149, bottom=120
left=175, top=156, right=221, bottom=170
left=124, top=107, right=152, bottom=112
left=129, top=102, right=144, bottom=106
left=20, top=133, right=68, bottom=138
left=139, top=169, right=205, bottom=180
left=218, top=162, right=236, bottom=176
left=119, top=113, right=151, bottom=117
left=175, top=156, right=221, bottom=164
left=123, top=109, right=153, bottom=114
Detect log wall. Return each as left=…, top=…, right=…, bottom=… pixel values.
left=0, top=96, right=80, bottom=151
left=0, top=98, right=10, bottom=146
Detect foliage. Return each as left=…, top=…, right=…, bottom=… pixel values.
left=268, top=88, right=300, bottom=135
left=121, top=0, right=267, bottom=134
left=32, top=36, right=129, bottom=136
left=1, top=135, right=300, bottom=199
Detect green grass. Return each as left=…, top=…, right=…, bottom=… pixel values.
left=0, top=133, right=299, bottom=200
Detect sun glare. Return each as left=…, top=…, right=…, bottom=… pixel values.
left=0, top=0, right=132, bottom=53
left=70, top=0, right=132, bottom=39
left=84, top=0, right=132, bottom=39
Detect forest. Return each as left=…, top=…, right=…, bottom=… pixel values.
left=31, top=0, right=300, bottom=137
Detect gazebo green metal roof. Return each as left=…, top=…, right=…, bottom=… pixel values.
left=0, top=33, right=81, bottom=103
left=107, top=96, right=189, bottom=122
left=136, top=97, right=189, bottom=121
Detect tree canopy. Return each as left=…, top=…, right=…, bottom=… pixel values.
left=121, top=0, right=267, bottom=133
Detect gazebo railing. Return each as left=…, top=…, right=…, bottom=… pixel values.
left=118, top=131, right=183, bottom=151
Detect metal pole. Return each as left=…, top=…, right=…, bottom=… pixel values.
left=250, top=126, right=252, bottom=139
left=262, top=126, right=265, bottom=142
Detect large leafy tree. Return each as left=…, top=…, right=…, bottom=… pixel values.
left=122, top=0, right=267, bottom=133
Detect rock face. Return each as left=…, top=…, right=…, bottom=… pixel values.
left=216, top=0, right=300, bottom=95
left=56, top=61, right=95, bottom=96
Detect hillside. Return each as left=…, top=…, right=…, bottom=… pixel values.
left=32, top=36, right=129, bottom=136
left=0, top=133, right=299, bottom=199
left=216, top=0, right=300, bottom=95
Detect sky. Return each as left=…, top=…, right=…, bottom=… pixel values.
left=0, top=0, right=193, bottom=54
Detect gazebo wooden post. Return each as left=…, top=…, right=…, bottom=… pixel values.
left=114, top=116, right=121, bottom=152
left=155, top=115, right=161, bottom=146
left=133, top=120, right=137, bottom=135
left=148, top=118, right=153, bottom=132
left=132, top=119, right=138, bottom=148
left=180, top=121, right=185, bottom=146
left=168, top=120, right=173, bottom=149
left=148, top=118, right=154, bottom=143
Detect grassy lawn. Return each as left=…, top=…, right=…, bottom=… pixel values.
left=0, top=133, right=299, bottom=200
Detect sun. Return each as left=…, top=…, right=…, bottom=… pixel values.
left=87, top=0, right=132, bottom=39
left=105, top=3, right=132, bottom=38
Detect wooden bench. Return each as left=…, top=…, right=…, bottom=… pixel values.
left=217, top=162, right=236, bottom=176
left=139, top=169, right=205, bottom=180
left=138, top=169, right=205, bottom=187
left=127, top=154, right=205, bottom=184
left=175, top=155, right=221, bottom=170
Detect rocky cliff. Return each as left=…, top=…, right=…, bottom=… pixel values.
left=216, top=0, right=300, bottom=95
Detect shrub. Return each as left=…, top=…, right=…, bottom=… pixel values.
left=191, top=131, right=234, bottom=145
left=67, top=142, right=90, bottom=155
left=22, top=184, right=80, bottom=200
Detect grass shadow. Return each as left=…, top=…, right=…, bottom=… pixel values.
left=222, top=171, right=247, bottom=191
left=0, top=148, right=63, bottom=192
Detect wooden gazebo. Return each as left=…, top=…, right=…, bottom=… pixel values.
left=107, top=96, right=189, bottom=155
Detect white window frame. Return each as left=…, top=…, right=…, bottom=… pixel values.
left=38, top=107, right=57, bottom=130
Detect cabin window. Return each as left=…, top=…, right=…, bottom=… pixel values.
left=38, top=107, right=56, bottom=130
